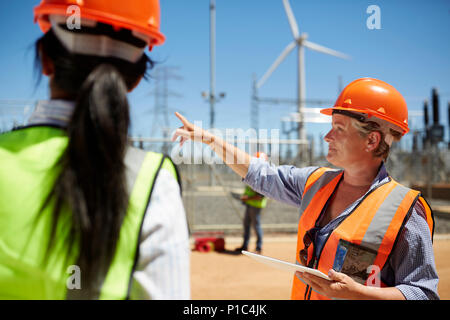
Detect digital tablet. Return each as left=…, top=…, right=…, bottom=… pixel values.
left=242, top=250, right=331, bottom=280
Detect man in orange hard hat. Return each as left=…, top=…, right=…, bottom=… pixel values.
left=173, top=77, right=439, bottom=300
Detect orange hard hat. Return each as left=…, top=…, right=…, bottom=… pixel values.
left=320, top=78, right=409, bottom=135
left=34, top=0, right=165, bottom=49
left=255, top=152, right=268, bottom=159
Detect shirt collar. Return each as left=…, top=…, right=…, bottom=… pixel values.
left=27, top=99, right=75, bottom=127
left=367, top=161, right=390, bottom=192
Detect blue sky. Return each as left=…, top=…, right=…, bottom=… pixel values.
left=0, top=0, right=449, bottom=149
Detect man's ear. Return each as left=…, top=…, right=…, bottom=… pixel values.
left=366, top=131, right=381, bottom=151
left=39, top=43, right=54, bottom=76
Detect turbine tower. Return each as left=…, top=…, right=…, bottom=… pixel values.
left=255, top=0, right=350, bottom=157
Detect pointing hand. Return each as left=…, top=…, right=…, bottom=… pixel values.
left=172, top=112, right=215, bottom=147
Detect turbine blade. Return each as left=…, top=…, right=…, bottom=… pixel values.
left=256, top=41, right=297, bottom=89
left=303, top=40, right=351, bottom=60
left=282, top=0, right=300, bottom=39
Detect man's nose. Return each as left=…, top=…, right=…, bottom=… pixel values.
left=324, top=130, right=333, bottom=143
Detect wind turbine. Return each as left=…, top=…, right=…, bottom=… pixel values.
left=255, top=0, right=350, bottom=157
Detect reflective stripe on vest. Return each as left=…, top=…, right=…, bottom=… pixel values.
left=291, top=168, right=433, bottom=300
left=99, top=148, right=176, bottom=300
left=298, top=167, right=342, bottom=219
left=0, top=126, right=178, bottom=299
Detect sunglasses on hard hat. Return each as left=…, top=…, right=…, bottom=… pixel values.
left=299, top=227, right=320, bottom=267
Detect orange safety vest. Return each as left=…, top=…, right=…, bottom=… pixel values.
left=291, top=167, right=434, bottom=300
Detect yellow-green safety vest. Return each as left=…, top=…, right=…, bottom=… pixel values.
left=0, top=125, right=179, bottom=299
left=243, top=185, right=267, bottom=209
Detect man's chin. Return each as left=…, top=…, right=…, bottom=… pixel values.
left=326, top=154, right=340, bottom=167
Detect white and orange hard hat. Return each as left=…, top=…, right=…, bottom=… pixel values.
left=34, top=0, right=165, bottom=55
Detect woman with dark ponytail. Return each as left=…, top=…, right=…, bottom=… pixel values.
left=0, top=0, right=190, bottom=299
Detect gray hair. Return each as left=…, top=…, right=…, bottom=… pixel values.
left=350, top=117, right=402, bottom=160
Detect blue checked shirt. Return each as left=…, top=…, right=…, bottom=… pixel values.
left=244, top=157, right=439, bottom=300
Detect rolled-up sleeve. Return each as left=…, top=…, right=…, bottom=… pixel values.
left=243, top=157, right=318, bottom=208
left=388, top=204, right=439, bottom=300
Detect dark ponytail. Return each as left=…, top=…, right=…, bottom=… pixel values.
left=65, top=64, right=131, bottom=298
left=35, top=28, right=154, bottom=299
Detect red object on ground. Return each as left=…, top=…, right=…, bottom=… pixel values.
left=193, top=232, right=225, bottom=252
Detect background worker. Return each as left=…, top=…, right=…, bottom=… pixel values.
left=172, top=78, right=439, bottom=300
left=0, top=0, right=190, bottom=299
left=235, top=152, right=268, bottom=254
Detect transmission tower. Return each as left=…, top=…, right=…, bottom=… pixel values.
left=149, top=66, right=182, bottom=154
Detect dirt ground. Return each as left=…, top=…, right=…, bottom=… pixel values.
left=190, top=235, right=450, bottom=300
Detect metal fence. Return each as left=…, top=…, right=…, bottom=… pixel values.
left=130, top=138, right=450, bottom=235
left=1, top=101, right=449, bottom=235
